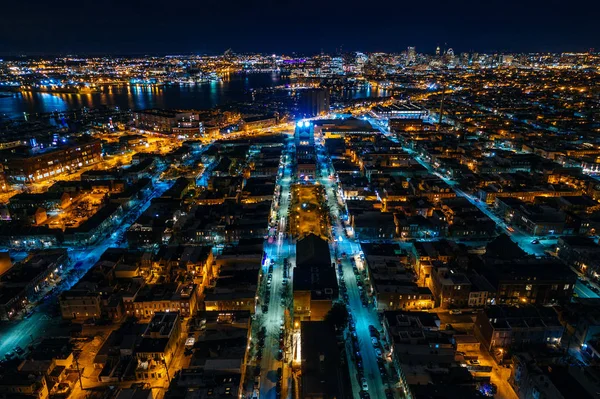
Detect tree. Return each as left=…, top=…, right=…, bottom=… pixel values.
left=324, top=302, right=349, bottom=332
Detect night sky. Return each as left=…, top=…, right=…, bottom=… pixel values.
left=1, top=0, right=598, bottom=55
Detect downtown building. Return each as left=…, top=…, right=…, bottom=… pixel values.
left=298, top=88, right=330, bottom=117
left=134, top=109, right=203, bottom=136
left=0, top=139, right=102, bottom=184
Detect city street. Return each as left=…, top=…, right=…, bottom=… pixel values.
left=258, top=137, right=295, bottom=399
left=316, top=142, right=401, bottom=399
left=0, top=178, right=172, bottom=358
left=0, top=38, right=597, bottom=399
left=366, top=114, right=556, bottom=257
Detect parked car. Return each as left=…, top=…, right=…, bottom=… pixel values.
left=360, top=377, right=368, bottom=391
left=369, top=325, right=380, bottom=338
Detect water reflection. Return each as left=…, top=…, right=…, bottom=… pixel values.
left=0, top=73, right=388, bottom=119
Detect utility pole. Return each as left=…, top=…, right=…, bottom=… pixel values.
left=162, top=356, right=171, bottom=382
left=73, top=350, right=83, bottom=390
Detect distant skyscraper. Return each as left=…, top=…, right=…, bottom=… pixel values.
left=436, top=45, right=441, bottom=56
left=300, top=89, right=330, bottom=117
left=461, top=52, right=470, bottom=66
left=407, top=47, right=416, bottom=64
left=445, top=48, right=455, bottom=65
left=331, top=57, right=344, bottom=75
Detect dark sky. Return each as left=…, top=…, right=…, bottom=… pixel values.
left=1, top=0, right=598, bottom=55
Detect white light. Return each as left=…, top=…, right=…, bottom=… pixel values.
left=303, top=121, right=310, bottom=128
left=296, top=121, right=303, bottom=127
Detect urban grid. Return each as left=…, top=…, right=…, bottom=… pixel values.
left=0, top=44, right=599, bottom=399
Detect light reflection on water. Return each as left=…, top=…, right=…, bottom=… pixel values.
left=0, top=73, right=388, bottom=119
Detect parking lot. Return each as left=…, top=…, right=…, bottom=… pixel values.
left=42, top=192, right=107, bottom=229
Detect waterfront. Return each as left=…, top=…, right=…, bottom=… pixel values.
left=0, top=72, right=389, bottom=119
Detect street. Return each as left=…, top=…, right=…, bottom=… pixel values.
left=257, top=137, right=295, bottom=399
left=0, top=179, right=172, bottom=358
left=316, top=140, right=401, bottom=399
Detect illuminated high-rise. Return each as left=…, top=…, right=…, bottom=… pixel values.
left=407, top=46, right=416, bottom=64
left=299, top=88, right=330, bottom=117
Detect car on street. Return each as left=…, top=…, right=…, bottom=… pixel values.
left=449, top=309, right=462, bottom=315
left=356, top=359, right=363, bottom=370
left=360, top=377, right=368, bottom=391
left=469, top=359, right=480, bottom=365
left=369, top=325, right=380, bottom=338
